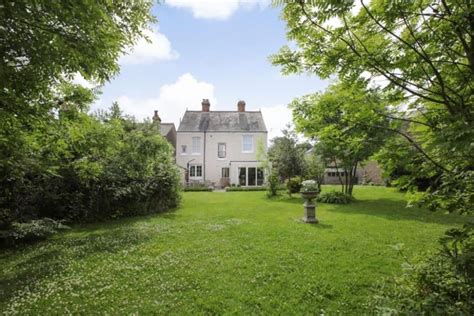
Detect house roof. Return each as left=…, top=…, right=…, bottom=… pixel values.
left=160, top=123, right=175, bottom=137
left=177, top=111, right=267, bottom=132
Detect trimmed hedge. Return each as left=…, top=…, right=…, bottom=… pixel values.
left=183, top=186, right=213, bottom=192
left=226, top=185, right=286, bottom=192
left=226, top=186, right=266, bottom=192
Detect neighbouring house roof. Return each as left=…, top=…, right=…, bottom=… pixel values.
left=160, top=123, right=175, bottom=137
left=177, top=111, right=267, bottom=132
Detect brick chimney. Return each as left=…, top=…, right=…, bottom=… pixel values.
left=153, top=110, right=161, bottom=126
left=237, top=100, right=246, bottom=112
left=201, top=99, right=210, bottom=112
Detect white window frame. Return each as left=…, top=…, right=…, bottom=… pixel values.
left=192, top=137, right=201, bottom=155
left=237, top=166, right=264, bottom=186
left=189, top=164, right=203, bottom=179
left=181, top=145, right=187, bottom=155
left=218, top=143, right=226, bottom=159
left=242, top=135, right=253, bottom=153
left=222, top=167, right=229, bottom=178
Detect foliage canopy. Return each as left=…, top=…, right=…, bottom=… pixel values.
left=272, top=0, right=474, bottom=213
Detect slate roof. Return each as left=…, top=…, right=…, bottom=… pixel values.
left=160, top=123, right=175, bottom=137
left=177, top=111, right=267, bottom=132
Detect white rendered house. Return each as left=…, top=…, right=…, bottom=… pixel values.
left=176, top=99, right=267, bottom=188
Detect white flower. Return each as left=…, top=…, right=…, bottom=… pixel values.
left=301, top=180, right=319, bottom=192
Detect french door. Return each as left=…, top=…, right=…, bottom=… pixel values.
left=238, top=167, right=264, bottom=186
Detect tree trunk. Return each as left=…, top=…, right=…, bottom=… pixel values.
left=333, top=158, right=345, bottom=193
left=344, top=169, right=349, bottom=195
left=348, top=164, right=358, bottom=196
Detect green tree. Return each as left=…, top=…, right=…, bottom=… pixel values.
left=291, top=81, right=389, bottom=195
left=0, top=1, right=171, bottom=240
left=272, top=2, right=474, bottom=309
left=271, top=0, right=474, bottom=213
left=304, top=150, right=325, bottom=191
left=1, top=0, right=154, bottom=113
left=267, top=125, right=307, bottom=181
left=1, top=0, right=155, bottom=213
left=374, top=134, right=439, bottom=191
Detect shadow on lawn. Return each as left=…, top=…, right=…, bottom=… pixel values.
left=0, top=249, right=62, bottom=306
left=306, top=222, right=333, bottom=229
left=0, top=210, right=176, bottom=306
left=268, top=195, right=469, bottom=226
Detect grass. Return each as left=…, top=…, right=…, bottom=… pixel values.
left=0, top=186, right=470, bottom=314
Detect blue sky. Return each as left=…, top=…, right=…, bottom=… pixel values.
left=84, top=1, right=329, bottom=140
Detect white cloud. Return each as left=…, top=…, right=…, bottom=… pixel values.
left=361, top=71, right=390, bottom=89
left=72, top=73, right=97, bottom=89
left=94, top=73, right=216, bottom=126
left=323, top=16, right=343, bottom=29
left=165, top=0, right=270, bottom=20
left=260, top=104, right=293, bottom=141
left=120, top=28, right=179, bottom=65
left=92, top=73, right=292, bottom=145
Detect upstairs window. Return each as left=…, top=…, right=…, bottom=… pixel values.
left=242, top=135, right=253, bottom=153
left=192, top=137, right=201, bottom=154
left=181, top=145, right=187, bottom=154
left=218, top=143, right=226, bottom=158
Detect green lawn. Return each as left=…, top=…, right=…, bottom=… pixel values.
left=0, top=186, right=469, bottom=314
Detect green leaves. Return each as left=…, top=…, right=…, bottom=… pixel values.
left=0, top=0, right=155, bottom=115
left=0, top=1, right=173, bottom=231
left=267, top=125, right=307, bottom=181
left=274, top=0, right=474, bottom=213
left=291, top=80, right=389, bottom=195
left=1, top=83, right=180, bottom=232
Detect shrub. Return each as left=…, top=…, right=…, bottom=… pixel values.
left=425, top=170, right=474, bottom=215
left=371, top=224, right=474, bottom=314
left=316, top=191, right=354, bottom=204
left=1, top=101, right=181, bottom=245
left=226, top=186, right=266, bottom=192
left=184, top=186, right=213, bottom=192
left=267, top=169, right=281, bottom=197
left=286, top=176, right=303, bottom=196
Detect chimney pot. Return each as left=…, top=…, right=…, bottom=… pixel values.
left=201, top=99, right=210, bottom=112
left=237, top=100, right=246, bottom=112
left=153, top=110, right=161, bottom=123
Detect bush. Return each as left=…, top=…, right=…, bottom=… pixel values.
left=286, top=176, right=303, bottom=196
left=267, top=169, right=281, bottom=197
left=425, top=170, right=474, bottom=215
left=0, top=218, right=70, bottom=246
left=1, top=99, right=181, bottom=245
left=184, top=186, right=213, bottom=192
left=226, top=186, right=266, bottom=192
left=31, top=116, right=181, bottom=221
left=316, top=191, right=354, bottom=204
left=371, top=224, right=474, bottom=314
